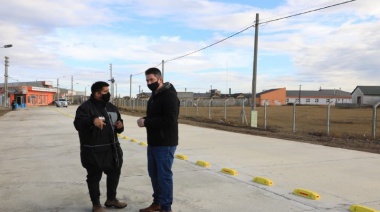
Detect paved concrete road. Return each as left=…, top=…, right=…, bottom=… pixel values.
left=0, top=106, right=379, bottom=212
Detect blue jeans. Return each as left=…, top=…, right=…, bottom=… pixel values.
left=147, top=146, right=176, bottom=211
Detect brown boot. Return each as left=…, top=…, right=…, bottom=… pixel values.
left=92, top=204, right=106, bottom=212
left=139, top=203, right=161, bottom=212
left=104, top=198, right=128, bottom=209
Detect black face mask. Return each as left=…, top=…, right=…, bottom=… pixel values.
left=101, top=92, right=111, bottom=102
left=148, top=81, right=159, bottom=92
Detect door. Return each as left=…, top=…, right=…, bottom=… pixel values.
left=357, top=96, right=361, bottom=106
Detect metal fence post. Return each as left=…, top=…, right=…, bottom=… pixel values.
left=184, top=100, right=188, bottom=116
left=264, top=100, right=269, bottom=130
left=224, top=99, right=229, bottom=120
left=241, top=99, right=248, bottom=125
left=196, top=99, right=199, bottom=116
left=326, top=101, right=334, bottom=137
left=208, top=99, right=212, bottom=119
left=372, top=101, right=380, bottom=139
left=292, top=100, right=298, bottom=133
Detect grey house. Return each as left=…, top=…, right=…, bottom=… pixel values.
left=351, top=86, right=380, bottom=106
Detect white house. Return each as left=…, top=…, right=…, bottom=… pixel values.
left=351, top=86, right=380, bottom=106
left=286, top=89, right=352, bottom=105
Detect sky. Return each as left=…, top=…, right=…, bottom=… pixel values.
left=0, top=0, right=379, bottom=97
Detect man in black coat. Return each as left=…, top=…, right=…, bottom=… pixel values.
left=137, top=68, right=179, bottom=212
left=74, top=81, right=127, bottom=212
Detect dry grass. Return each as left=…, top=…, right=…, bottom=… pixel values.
left=128, top=105, right=379, bottom=140
left=120, top=105, right=380, bottom=154
left=178, top=105, right=379, bottom=140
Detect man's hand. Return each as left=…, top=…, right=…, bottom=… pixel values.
left=137, top=118, right=145, bottom=127
left=115, top=120, right=123, bottom=129
left=94, top=118, right=106, bottom=130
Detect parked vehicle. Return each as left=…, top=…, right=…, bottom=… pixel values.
left=55, top=98, right=68, bottom=107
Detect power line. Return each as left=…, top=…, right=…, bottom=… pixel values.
left=258, top=0, right=343, bottom=23
left=260, top=0, right=356, bottom=25
left=165, top=24, right=255, bottom=63
left=162, top=0, right=356, bottom=64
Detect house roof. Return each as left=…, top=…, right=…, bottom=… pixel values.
left=0, top=81, right=53, bottom=88
left=258, top=88, right=280, bottom=96
left=287, top=89, right=351, bottom=98
left=352, top=86, right=380, bottom=95
left=194, top=93, right=211, bottom=98
left=177, top=92, right=193, bottom=98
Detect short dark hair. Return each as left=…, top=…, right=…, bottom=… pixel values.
left=91, top=81, right=109, bottom=94
left=145, top=67, right=162, bottom=78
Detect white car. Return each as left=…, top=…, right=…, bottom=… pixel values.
left=55, top=98, right=68, bottom=107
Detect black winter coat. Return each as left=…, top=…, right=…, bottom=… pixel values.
left=145, top=82, right=180, bottom=146
left=74, top=96, right=124, bottom=170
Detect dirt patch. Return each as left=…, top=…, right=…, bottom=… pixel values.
left=0, top=109, right=10, bottom=117
left=120, top=108, right=380, bottom=154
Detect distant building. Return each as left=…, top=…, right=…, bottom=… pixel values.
left=0, top=81, right=57, bottom=107
left=257, top=88, right=286, bottom=106
left=286, top=89, right=352, bottom=105
left=351, top=86, right=380, bottom=106
left=134, top=87, right=351, bottom=107
left=136, top=92, right=151, bottom=100
left=177, top=92, right=193, bottom=100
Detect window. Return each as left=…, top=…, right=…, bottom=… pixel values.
left=315, top=99, right=319, bottom=103
left=286, top=99, right=289, bottom=103
left=326, top=99, right=330, bottom=103
left=306, top=99, right=310, bottom=103
left=29, top=95, right=37, bottom=105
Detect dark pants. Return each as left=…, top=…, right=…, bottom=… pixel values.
left=86, top=146, right=123, bottom=204
left=147, top=146, right=176, bottom=211
left=85, top=167, right=121, bottom=205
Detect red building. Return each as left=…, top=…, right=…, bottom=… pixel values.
left=0, top=81, right=57, bottom=107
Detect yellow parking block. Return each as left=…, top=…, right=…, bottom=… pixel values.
left=350, top=204, right=378, bottom=212
left=293, top=188, right=320, bottom=200
left=138, top=142, right=147, bottom=146
left=175, top=154, right=188, bottom=160
left=221, top=168, right=238, bottom=176
left=196, top=160, right=210, bottom=167
left=253, top=176, right=273, bottom=186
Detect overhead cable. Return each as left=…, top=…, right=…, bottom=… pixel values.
left=163, top=0, right=356, bottom=64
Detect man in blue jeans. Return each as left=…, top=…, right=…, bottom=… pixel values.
left=137, top=67, right=180, bottom=212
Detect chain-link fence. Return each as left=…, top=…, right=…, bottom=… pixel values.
left=116, top=97, right=380, bottom=140
left=0, top=94, right=8, bottom=107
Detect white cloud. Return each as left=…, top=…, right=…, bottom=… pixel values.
left=0, top=0, right=379, bottom=96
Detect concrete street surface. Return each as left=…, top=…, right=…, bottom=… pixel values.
left=0, top=106, right=379, bottom=212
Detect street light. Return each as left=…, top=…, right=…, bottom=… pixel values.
left=2, top=44, right=12, bottom=107
left=1, top=44, right=12, bottom=48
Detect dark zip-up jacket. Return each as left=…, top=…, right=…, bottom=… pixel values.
left=145, top=82, right=180, bottom=146
left=74, top=95, right=124, bottom=170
